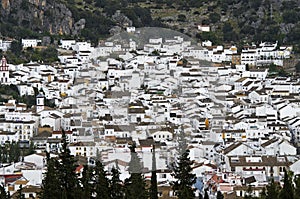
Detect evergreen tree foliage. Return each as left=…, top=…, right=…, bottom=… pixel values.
left=295, top=62, right=300, bottom=73
left=259, top=187, right=267, bottom=199
left=280, top=169, right=294, bottom=199
left=128, top=144, right=143, bottom=174
left=9, top=141, right=20, bottom=162
left=110, top=167, right=124, bottom=199
left=295, top=175, right=300, bottom=199
left=40, top=153, right=61, bottom=199
left=58, top=130, right=80, bottom=199
left=124, top=144, right=148, bottom=199
left=177, top=125, right=187, bottom=156
left=244, top=185, right=255, bottom=199
left=93, top=160, right=110, bottom=199
left=266, top=178, right=280, bottom=199
left=16, top=185, right=25, bottom=199
left=150, top=145, right=158, bottom=199
left=0, top=184, right=10, bottom=199
left=41, top=130, right=80, bottom=199
left=199, top=193, right=203, bottom=199
left=80, top=165, right=93, bottom=199
left=28, top=142, right=36, bottom=155
left=204, top=189, right=209, bottom=199
left=216, top=190, right=224, bottom=199
left=0, top=141, right=21, bottom=163
left=172, top=149, right=196, bottom=199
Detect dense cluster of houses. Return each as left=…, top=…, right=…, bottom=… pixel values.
left=0, top=32, right=299, bottom=198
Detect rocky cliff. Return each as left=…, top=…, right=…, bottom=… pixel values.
left=0, top=0, right=84, bottom=35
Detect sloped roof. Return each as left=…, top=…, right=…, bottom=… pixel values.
left=261, top=138, right=278, bottom=148
left=223, top=142, right=244, bottom=155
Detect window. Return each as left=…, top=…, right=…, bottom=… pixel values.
left=279, top=167, right=283, bottom=172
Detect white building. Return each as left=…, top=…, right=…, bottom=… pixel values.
left=198, top=25, right=210, bottom=32
left=21, top=39, right=41, bottom=48
left=126, top=27, right=136, bottom=33
left=0, top=56, right=10, bottom=84
left=0, top=39, right=12, bottom=51
left=60, top=40, right=76, bottom=50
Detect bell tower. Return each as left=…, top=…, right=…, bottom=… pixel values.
left=36, top=93, right=45, bottom=112
left=0, top=56, right=9, bottom=84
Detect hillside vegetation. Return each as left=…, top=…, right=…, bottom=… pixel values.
left=0, top=0, right=300, bottom=50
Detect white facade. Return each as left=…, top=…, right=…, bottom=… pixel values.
left=198, top=25, right=210, bottom=32
left=60, top=40, right=76, bottom=49
left=21, top=39, right=41, bottom=48
left=0, top=40, right=12, bottom=51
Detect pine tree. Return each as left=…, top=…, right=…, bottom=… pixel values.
left=7, top=141, right=20, bottom=163
left=2, top=145, right=7, bottom=163
left=124, top=143, right=148, bottom=199
left=80, top=165, right=92, bottom=199
left=40, top=153, right=61, bottom=199
left=172, top=149, right=196, bottom=199
left=110, top=167, right=124, bottom=199
left=14, top=142, right=21, bottom=162
left=93, top=160, right=110, bottom=199
left=27, top=142, right=35, bottom=155
left=266, top=178, right=280, bottom=199
left=0, top=184, right=10, bottom=199
left=295, top=175, right=300, bottom=199
left=280, top=169, right=294, bottom=199
left=150, top=145, right=158, bottom=199
left=58, top=130, right=80, bottom=199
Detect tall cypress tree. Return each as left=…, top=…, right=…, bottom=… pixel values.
left=150, top=145, right=158, bottom=199
left=280, top=169, right=294, bottom=199
left=58, top=130, right=80, bottom=199
left=295, top=175, right=300, bottom=199
left=124, top=143, right=148, bottom=199
left=110, top=166, right=124, bottom=199
left=266, top=178, right=280, bottom=199
left=93, top=160, right=110, bottom=199
left=80, top=165, right=92, bottom=199
left=172, top=149, right=196, bottom=199
left=40, top=153, right=61, bottom=199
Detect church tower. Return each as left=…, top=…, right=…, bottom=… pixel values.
left=36, top=93, right=45, bottom=112
left=0, top=56, right=9, bottom=84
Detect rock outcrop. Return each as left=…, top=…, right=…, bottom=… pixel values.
left=0, top=0, right=84, bottom=35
